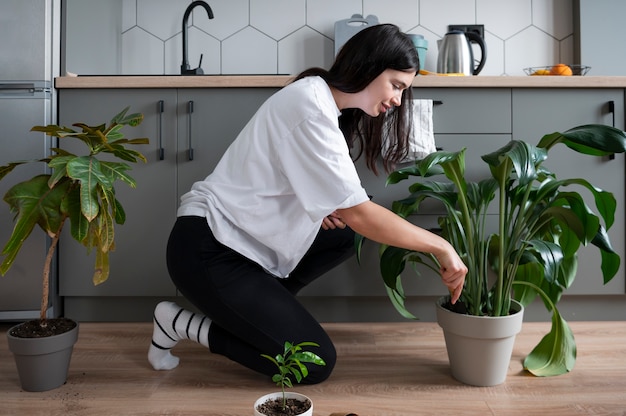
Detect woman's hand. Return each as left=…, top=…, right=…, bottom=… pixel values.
left=435, top=247, right=467, bottom=304
left=321, top=211, right=346, bottom=230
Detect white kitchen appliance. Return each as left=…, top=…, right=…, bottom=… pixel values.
left=0, top=0, right=61, bottom=320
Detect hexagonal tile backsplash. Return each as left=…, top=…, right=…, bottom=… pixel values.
left=116, top=0, right=573, bottom=76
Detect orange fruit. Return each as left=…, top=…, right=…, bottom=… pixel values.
left=550, top=64, right=573, bottom=76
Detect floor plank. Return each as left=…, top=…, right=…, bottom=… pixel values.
left=1, top=321, right=625, bottom=415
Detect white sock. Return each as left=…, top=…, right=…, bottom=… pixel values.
left=148, top=301, right=212, bottom=370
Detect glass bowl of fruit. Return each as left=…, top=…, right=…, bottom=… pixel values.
left=524, top=64, right=591, bottom=76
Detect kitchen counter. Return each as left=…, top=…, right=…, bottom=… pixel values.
left=55, top=75, right=626, bottom=89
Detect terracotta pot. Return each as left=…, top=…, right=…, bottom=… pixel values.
left=254, top=391, right=313, bottom=416
left=6, top=320, right=79, bottom=392
left=436, top=296, right=524, bottom=386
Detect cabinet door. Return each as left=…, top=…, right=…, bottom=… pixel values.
left=176, top=88, right=277, bottom=200
left=0, top=97, right=51, bottom=312
left=415, top=88, right=511, bottom=134
left=58, top=89, right=178, bottom=296
left=513, top=88, right=625, bottom=295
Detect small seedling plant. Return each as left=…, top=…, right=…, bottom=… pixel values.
left=261, top=341, right=326, bottom=411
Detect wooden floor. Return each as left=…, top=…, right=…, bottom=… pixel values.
left=1, top=321, right=625, bottom=416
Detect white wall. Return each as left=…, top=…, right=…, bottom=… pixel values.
left=65, top=0, right=575, bottom=76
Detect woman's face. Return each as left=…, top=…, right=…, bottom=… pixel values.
left=360, top=69, right=416, bottom=117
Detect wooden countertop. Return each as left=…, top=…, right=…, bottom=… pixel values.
left=55, top=75, right=626, bottom=89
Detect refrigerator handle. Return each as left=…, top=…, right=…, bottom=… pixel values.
left=157, top=100, right=164, bottom=160
left=0, top=82, right=51, bottom=97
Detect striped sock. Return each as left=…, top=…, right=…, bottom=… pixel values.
left=148, top=301, right=211, bottom=370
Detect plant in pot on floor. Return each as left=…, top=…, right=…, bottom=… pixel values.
left=357, top=124, right=626, bottom=386
left=0, top=107, right=148, bottom=391
left=255, top=341, right=326, bottom=416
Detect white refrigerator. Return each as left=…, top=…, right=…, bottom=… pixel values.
left=0, top=0, right=61, bottom=320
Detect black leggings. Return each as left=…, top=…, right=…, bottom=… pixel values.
left=165, top=216, right=355, bottom=383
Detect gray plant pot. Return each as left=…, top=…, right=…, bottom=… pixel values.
left=6, top=321, right=79, bottom=392
left=436, top=296, right=524, bottom=386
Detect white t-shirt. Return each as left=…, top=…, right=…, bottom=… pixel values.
left=177, top=76, right=370, bottom=277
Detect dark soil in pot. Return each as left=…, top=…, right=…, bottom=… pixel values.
left=441, top=299, right=518, bottom=316
left=9, top=318, right=77, bottom=338
left=256, top=397, right=311, bottom=416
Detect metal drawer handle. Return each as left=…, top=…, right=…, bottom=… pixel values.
left=187, top=100, right=194, bottom=161
left=157, top=100, right=164, bottom=160
left=608, top=100, right=615, bottom=160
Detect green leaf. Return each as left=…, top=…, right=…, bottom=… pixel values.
left=385, top=285, right=417, bottom=320
left=292, top=351, right=326, bottom=366
left=67, top=186, right=89, bottom=243
left=482, top=140, right=547, bottom=186
left=355, top=233, right=365, bottom=264
left=1, top=175, right=71, bottom=275
left=598, top=247, right=621, bottom=285
left=66, top=157, right=110, bottom=221
left=0, top=162, right=28, bottom=181
left=538, top=124, right=626, bottom=155
left=111, top=107, right=144, bottom=127
left=93, top=245, right=110, bottom=286
left=524, top=308, right=576, bottom=376
left=379, top=246, right=411, bottom=291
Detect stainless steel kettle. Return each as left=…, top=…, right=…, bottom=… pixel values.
left=437, top=30, right=487, bottom=75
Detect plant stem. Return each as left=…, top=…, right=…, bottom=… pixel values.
left=282, top=384, right=286, bottom=410
left=495, top=167, right=508, bottom=316
left=40, top=220, right=65, bottom=323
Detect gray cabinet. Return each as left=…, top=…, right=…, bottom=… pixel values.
left=176, top=89, right=276, bottom=201
left=58, top=88, right=276, bottom=301
left=58, top=89, right=178, bottom=297
left=56, top=84, right=626, bottom=321
left=512, top=88, right=625, bottom=295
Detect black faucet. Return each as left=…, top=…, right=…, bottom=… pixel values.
left=181, top=1, right=214, bottom=75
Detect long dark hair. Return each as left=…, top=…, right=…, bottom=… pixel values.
left=294, top=24, right=419, bottom=174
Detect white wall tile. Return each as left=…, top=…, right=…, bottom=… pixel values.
left=251, top=0, right=306, bottom=40
left=363, top=0, right=419, bottom=31
left=122, top=0, right=137, bottom=33
left=137, top=0, right=188, bottom=41
left=278, top=26, right=334, bottom=75
left=306, top=0, right=363, bottom=39
left=477, top=0, right=532, bottom=40
left=532, top=0, right=573, bottom=40
left=222, top=26, right=277, bottom=74
left=121, top=26, right=164, bottom=74
left=482, top=32, right=504, bottom=75
left=194, top=0, right=248, bottom=41
left=115, top=0, right=576, bottom=76
left=420, top=0, right=476, bottom=36
left=505, top=26, right=559, bottom=75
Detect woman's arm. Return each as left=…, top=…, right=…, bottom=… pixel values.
left=336, top=200, right=467, bottom=303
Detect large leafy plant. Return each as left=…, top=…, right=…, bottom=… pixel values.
left=0, top=107, right=148, bottom=325
left=359, top=124, right=626, bottom=377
